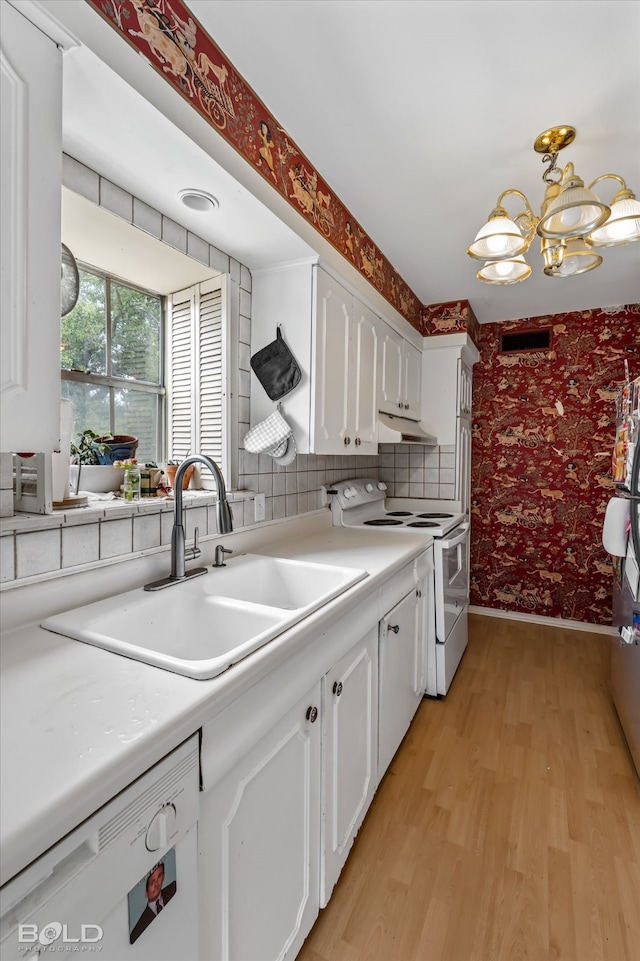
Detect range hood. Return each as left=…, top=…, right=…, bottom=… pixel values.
left=377, top=412, right=437, bottom=446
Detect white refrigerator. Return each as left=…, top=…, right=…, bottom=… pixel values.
left=603, top=376, right=640, bottom=778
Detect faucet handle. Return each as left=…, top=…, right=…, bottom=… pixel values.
left=185, top=526, right=201, bottom=562
left=214, top=545, right=233, bottom=568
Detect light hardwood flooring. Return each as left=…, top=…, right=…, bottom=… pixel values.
left=297, top=613, right=640, bottom=961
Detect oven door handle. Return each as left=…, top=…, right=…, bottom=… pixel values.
left=439, top=523, right=469, bottom=550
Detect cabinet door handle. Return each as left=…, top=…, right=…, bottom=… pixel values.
left=306, top=706, right=318, bottom=723
left=388, top=624, right=400, bottom=634
left=332, top=681, right=343, bottom=697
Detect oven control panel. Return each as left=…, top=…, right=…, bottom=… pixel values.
left=325, top=477, right=387, bottom=511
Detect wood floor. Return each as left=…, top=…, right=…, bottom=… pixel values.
left=297, top=614, right=640, bottom=961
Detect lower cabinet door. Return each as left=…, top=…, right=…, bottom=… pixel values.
left=198, top=681, right=321, bottom=961
left=321, top=627, right=378, bottom=905
left=378, top=590, right=421, bottom=778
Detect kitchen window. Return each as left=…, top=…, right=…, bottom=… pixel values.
left=61, top=265, right=164, bottom=463
left=61, top=266, right=230, bottom=479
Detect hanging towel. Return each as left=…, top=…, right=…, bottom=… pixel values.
left=250, top=328, right=301, bottom=402
left=244, top=409, right=292, bottom=456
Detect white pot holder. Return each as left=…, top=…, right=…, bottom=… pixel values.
left=244, top=409, right=292, bottom=457
left=272, top=434, right=297, bottom=466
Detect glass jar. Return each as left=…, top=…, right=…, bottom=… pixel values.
left=122, top=466, right=141, bottom=502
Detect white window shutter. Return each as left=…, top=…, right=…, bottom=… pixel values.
left=167, top=277, right=228, bottom=477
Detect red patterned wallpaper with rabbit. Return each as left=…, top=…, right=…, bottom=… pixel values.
left=470, top=304, right=640, bottom=626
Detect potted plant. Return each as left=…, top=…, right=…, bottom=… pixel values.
left=164, top=458, right=195, bottom=490
left=70, top=430, right=126, bottom=493
left=91, top=433, right=139, bottom=465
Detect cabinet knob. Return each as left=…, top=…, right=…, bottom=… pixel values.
left=398, top=402, right=403, bottom=409
left=306, top=706, right=318, bottom=723
left=332, top=681, right=343, bottom=697
left=404, top=403, right=409, bottom=410
left=355, top=437, right=361, bottom=446
left=344, top=436, right=351, bottom=446
left=388, top=624, right=400, bottom=634
left=416, top=589, right=422, bottom=598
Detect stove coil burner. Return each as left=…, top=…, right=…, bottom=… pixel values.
left=417, top=512, right=454, bottom=519
left=407, top=521, right=441, bottom=528
left=363, top=518, right=403, bottom=526
left=387, top=511, right=413, bottom=516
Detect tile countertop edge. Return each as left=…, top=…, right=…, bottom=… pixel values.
left=0, top=524, right=431, bottom=887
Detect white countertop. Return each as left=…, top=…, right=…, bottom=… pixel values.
left=1, top=518, right=430, bottom=887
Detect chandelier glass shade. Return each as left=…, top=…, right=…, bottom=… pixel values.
left=467, top=126, right=640, bottom=284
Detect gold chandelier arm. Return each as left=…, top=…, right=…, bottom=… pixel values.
left=496, top=188, right=531, bottom=211
left=588, top=173, right=627, bottom=193
left=493, top=190, right=538, bottom=246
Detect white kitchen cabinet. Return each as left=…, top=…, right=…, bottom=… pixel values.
left=378, top=588, right=423, bottom=777
left=0, top=3, right=63, bottom=455
left=199, top=680, right=321, bottom=961
left=251, top=261, right=379, bottom=454
left=379, top=325, right=422, bottom=420
left=321, top=626, right=378, bottom=905
left=312, top=269, right=379, bottom=454
left=421, top=337, right=479, bottom=511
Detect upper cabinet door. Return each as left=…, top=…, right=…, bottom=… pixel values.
left=379, top=326, right=422, bottom=419
left=350, top=301, right=379, bottom=453
left=379, top=326, right=404, bottom=415
left=402, top=340, right=422, bottom=420
left=312, top=269, right=352, bottom=452
left=1, top=3, right=63, bottom=453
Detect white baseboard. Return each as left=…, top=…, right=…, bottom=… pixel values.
left=467, top=604, right=612, bottom=636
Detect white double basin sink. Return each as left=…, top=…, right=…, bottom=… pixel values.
left=41, top=554, right=368, bottom=679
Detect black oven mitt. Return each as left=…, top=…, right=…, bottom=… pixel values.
left=250, top=328, right=301, bottom=402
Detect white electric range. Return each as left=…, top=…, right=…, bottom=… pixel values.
left=327, top=478, right=470, bottom=696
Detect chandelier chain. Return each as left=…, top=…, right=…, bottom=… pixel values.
left=541, top=151, right=562, bottom=186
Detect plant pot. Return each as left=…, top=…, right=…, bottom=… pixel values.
left=164, top=464, right=195, bottom=490
left=70, top=465, right=125, bottom=493
left=92, top=435, right=139, bottom=465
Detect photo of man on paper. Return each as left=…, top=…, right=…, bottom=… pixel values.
left=128, top=849, right=177, bottom=944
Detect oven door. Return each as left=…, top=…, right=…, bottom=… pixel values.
left=434, top=523, right=470, bottom=695
left=434, top=523, right=469, bottom=642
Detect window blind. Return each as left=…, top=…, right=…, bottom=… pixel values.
left=167, top=277, right=227, bottom=476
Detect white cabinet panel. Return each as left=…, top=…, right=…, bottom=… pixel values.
left=378, top=590, right=422, bottom=778
left=199, top=682, right=321, bottom=961
left=1, top=3, right=62, bottom=454
left=312, top=269, right=378, bottom=454
left=321, top=626, right=378, bottom=905
left=379, top=325, right=422, bottom=419
left=403, top=340, right=422, bottom=419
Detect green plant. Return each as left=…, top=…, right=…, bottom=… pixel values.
left=70, top=429, right=113, bottom=465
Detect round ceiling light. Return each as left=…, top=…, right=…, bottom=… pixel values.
left=178, top=189, right=219, bottom=212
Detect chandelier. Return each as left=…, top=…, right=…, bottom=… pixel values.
left=467, top=126, right=640, bottom=284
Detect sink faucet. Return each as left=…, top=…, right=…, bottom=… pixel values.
left=144, top=454, right=233, bottom=591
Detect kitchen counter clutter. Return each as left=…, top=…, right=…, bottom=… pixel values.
left=0, top=512, right=430, bottom=896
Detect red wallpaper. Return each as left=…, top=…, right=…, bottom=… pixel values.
left=422, top=299, right=481, bottom=344
left=470, top=305, right=640, bottom=625
left=85, top=0, right=423, bottom=330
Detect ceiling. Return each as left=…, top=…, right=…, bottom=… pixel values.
left=60, top=0, right=640, bottom=324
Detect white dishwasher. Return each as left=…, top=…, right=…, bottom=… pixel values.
left=0, top=735, right=200, bottom=961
